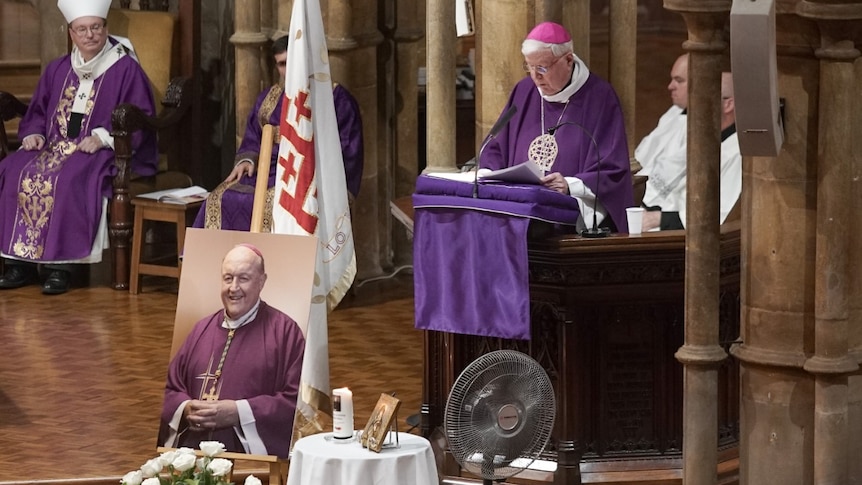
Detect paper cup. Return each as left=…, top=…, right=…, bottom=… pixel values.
left=626, top=207, right=645, bottom=235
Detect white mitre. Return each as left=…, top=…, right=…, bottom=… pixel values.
left=58, top=0, right=111, bottom=23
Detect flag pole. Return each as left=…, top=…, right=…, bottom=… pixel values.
left=250, top=124, right=275, bottom=233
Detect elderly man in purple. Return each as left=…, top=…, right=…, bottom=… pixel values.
left=479, top=22, right=633, bottom=233
left=159, top=244, right=305, bottom=459
left=0, top=0, right=157, bottom=295
left=194, top=35, right=364, bottom=231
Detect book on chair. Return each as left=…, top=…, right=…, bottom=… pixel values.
left=138, top=185, right=209, bottom=205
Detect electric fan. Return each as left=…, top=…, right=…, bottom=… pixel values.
left=444, top=349, right=556, bottom=484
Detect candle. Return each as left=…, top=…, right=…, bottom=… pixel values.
left=332, top=387, right=354, bottom=439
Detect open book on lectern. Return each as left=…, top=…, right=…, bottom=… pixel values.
left=478, top=161, right=543, bottom=184
left=426, top=161, right=543, bottom=185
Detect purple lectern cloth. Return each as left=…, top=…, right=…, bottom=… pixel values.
left=412, top=175, right=579, bottom=340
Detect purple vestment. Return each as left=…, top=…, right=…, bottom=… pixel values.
left=158, top=301, right=305, bottom=459
left=480, top=74, right=633, bottom=232
left=0, top=40, right=157, bottom=262
left=193, top=84, right=363, bottom=231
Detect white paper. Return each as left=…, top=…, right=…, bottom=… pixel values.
left=137, top=185, right=208, bottom=204
left=478, top=161, right=544, bottom=184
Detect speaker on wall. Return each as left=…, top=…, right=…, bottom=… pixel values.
left=730, top=0, right=784, bottom=157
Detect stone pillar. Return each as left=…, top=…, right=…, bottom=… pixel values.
left=394, top=3, right=424, bottom=198
left=275, top=0, right=293, bottom=38
left=425, top=0, right=457, bottom=172
left=729, top=9, right=821, bottom=481
left=475, top=0, right=531, bottom=147
left=231, top=0, right=267, bottom=147
left=38, top=1, right=67, bottom=65
left=563, top=0, right=591, bottom=66
left=535, top=0, right=562, bottom=22
left=609, top=0, right=637, bottom=154
left=327, top=0, right=386, bottom=278
left=797, top=4, right=861, bottom=484
left=663, top=2, right=729, bottom=484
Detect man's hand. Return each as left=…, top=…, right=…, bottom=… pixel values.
left=21, top=135, right=45, bottom=151
left=540, top=172, right=570, bottom=195
left=77, top=135, right=105, bottom=154
left=224, top=161, right=254, bottom=183
left=642, top=210, right=661, bottom=232
left=184, top=399, right=240, bottom=431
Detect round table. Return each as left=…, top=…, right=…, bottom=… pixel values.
left=286, top=432, right=438, bottom=485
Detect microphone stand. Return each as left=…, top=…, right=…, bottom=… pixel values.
left=473, top=105, right=518, bottom=198
left=547, top=122, right=609, bottom=238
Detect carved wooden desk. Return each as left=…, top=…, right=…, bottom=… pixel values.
left=422, top=224, right=741, bottom=484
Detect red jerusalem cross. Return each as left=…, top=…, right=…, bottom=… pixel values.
left=278, top=89, right=318, bottom=234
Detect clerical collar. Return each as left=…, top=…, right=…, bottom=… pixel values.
left=721, top=123, right=737, bottom=142
left=71, top=38, right=126, bottom=81
left=542, top=53, right=590, bottom=103
left=222, top=299, right=262, bottom=329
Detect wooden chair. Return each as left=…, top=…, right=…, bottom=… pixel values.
left=0, top=0, right=201, bottom=289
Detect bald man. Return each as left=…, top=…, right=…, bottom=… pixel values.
left=638, top=67, right=741, bottom=231
left=159, top=244, right=305, bottom=458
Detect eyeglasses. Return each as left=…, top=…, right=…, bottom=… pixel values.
left=523, top=55, right=566, bottom=75
left=70, top=24, right=105, bottom=36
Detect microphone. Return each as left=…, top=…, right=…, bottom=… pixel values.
left=473, top=105, right=518, bottom=198
left=547, top=120, right=609, bottom=238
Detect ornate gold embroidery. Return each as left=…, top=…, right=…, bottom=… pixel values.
left=257, top=85, right=283, bottom=128
left=12, top=76, right=91, bottom=259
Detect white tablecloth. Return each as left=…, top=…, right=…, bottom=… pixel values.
left=286, top=432, right=438, bottom=485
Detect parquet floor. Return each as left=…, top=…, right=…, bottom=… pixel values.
left=0, top=271, right=420, bottom=483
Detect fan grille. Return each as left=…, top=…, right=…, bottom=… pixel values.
left=444, top=350, right=556, bottom=481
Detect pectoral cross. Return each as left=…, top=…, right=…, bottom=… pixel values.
left=196, top=355, right=220, bottom=401
left=196, top=328, right=236, bottom=401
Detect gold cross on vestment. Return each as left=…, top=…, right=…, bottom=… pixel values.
left=196, top=354, right=220, bottom=400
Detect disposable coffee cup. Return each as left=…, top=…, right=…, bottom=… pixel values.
left=626, top=207, right=645, bottom=235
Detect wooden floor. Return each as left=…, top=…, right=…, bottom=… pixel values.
left=0, top=271, right=420, bottom=483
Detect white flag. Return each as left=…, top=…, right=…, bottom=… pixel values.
left=274, top=0, right=356, bottom=439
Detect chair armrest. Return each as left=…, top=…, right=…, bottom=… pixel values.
left=0, top=91, right=29, bottom=161
left=111, top=76, right=192, bottom=179
left=109, top=75, right=193, bottom=291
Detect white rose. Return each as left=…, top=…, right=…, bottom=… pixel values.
left=244, top=475, right=262, bottom=485
left=158, top=450, right=178, bottom=468
left=171, top=452, right=197, bottom=472
left=120, top=470, right=143, bottom=485
left=140, top=458, right=163, bottom=478
left=177, top=447, right=196, bottom=456
left=199, top=441, right=226, bottom=457
left=141, top=478, right=160, bottom=485
left=196, top=457, right=206, bottom=470
left=207, top=458, right=233, bottom=477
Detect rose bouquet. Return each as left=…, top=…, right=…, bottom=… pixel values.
left=120, top=441, right=261, bottom=485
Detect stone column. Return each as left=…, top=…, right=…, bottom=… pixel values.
left=275, top=0, right=293, bottom=38
left=729, top=9, right=821, bottom=481
left=425, top=0, right=457, bottom=172
left=394, top=3, right=424, bottom=198
left=38, top=2, right=67, bottom=65
left=663, top=2, right=730, bottom=484
left=797, top=4, right=861, bottom=484
left=535, top=0, right=562, bottom=23
left=563, top=0, right=591, bottom=65
left=475, top=0, right=531, bottom=148
left=231, top=0, right=267, bottom=147
left=609, top=0, right=637, bottom=154
left=326, top=0, right=386, bottom=278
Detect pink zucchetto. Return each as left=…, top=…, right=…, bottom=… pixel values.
left=525, top=22, right=572, bottom=44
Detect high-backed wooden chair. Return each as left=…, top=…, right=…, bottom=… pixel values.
left=0, top=0, right=201, bottom=290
